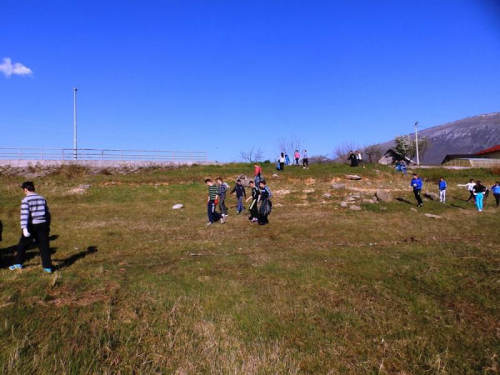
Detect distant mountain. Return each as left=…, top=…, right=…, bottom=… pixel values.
left=377, top=112, right=500, bottom=165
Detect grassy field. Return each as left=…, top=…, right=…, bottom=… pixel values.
left=0, top=163, right=499, bottom=374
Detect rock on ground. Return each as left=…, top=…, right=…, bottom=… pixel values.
left=410, top=208, right=418, bottom=212
left=172, top=204, right=184, bottom=210
left=424, top=192, right=440, bottom=201
left=331, top=183, right=346, bottom=189
left=425, top=213, right=442, bottom=219
left=323, top=193, right=331, bottom=198
left=236, top=174, right=251, bottom=187
left=345, top=174, right=362, bottom=180
left=340, top=202, right=348, bottom=208
left=349, top=205, right=362, bottom=211
left=272, top=173, right=280, bottom=178
left=375, top=190, right=392, bottom=202
left=68, top=184, right=91, bottom=194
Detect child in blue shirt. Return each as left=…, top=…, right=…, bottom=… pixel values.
left=438, top=177, right=447, bottom=203
left=410, top=173, right=424, bottom=207
left=491, top=181, right=500, bottom=207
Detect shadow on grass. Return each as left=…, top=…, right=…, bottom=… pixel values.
left=56, top=246, right=98, bottom=270
left=0, top=244, right=58, bottom=269
left=396, top=197, right=415, bottom=206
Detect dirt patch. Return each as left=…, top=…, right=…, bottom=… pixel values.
left=40, top=283, right=120, bottom=307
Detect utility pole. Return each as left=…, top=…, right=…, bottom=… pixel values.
left=414, top=121, right=419, bottom=166
left=73, top=87, right=78, bottom=160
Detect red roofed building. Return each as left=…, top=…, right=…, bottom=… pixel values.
left=476, top=145, right=500, bottom=159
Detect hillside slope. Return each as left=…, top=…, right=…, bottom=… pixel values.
left=378, top=112, right=500, bottom=164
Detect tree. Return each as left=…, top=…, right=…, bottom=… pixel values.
left=276, top=136, right=303, bottom=157
left=393, top=135, right=430, bottom=161
left=363, top=144, right=383, bottom=163
left=393, top=135, right=413, bottom=159
left=239, top=147, right=264, bottom=163
left=411, top=138, right=430, bottom=160
left=333, top=141, right=359, bottom=163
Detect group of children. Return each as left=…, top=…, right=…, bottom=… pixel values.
left=277, top=150, right=309, bottom=171
left=205, top=170, right=273, bottom=226
left=410, top=173, right=500, bottom=212
left=348, top=151, right=364, bottom=167
left=458, top=179, right=500, bottom=211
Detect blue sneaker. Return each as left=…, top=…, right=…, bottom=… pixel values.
left=43, top=268, right=53, bottom=274
left=9, top=264, right=23, bottom=270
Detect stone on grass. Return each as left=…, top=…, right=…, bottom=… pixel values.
left=363, top=199, right=377, bottom=204
left=424, top=213, right=442, bottom=219
left=340, top=202, right=348, bottom=208
left=331, top=183, right=346, bottom=189
left=380, top=207, right=387, bottom=211
left=68, top=184, right=91, bottom=195
left=410, top=208, right=418, bottom=212
left=344, top=196, right=356, bottom=202
left=236, top=174, right=251, bottom=187
left=375, top=190, right=392, bottom=202
left=323, top=193, right=331, bottom=198
left=345, top=174, right=362, bottom=180
left=424, top=192, right=440, bottom=201
left=172, top=204, right=184, bottom=210
left=349, top=205, right=362, bottom=211
left=272, top=173, right=280, bottom=178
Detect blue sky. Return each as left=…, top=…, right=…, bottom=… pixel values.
left=1, top=0, right=499, bottom=162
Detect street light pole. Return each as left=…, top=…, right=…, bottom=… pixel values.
left=73, top=87, right=78, bottom=160
left=415, top=121, right=419, bottom=166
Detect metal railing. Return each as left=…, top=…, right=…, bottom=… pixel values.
left=443, top=158, right=500, bottom=168
left=0, top=148, right=208, bottom=163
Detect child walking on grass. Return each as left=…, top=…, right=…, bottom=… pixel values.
left=458, top=179, right=476, bottom=203
left=216, top=177, right=228, bottom=218
left=205, top=179, right=225, bottom=226
left=246, top=180, right=260, bottom=222
left=473, top=180, right=486, bottom=212
left=410, top=173, right=424, bottom=207
left=491, top=181, right=500, bottom=207
left=258, top=180, right=273, bottom=225
left=438, top=177, right=447, bottom=203
left=231, top=179, right=247, bottom=214
left=10, top=182, right=53, bottom=273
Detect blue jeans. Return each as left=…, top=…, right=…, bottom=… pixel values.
left=237, top=196, right=244, bottom=212
left=207, top=200, right=217, bottom=222
left=476, top=193, right=484, bottom=211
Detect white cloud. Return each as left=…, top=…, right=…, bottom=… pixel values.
left=0, top=57, right=33, bottom=77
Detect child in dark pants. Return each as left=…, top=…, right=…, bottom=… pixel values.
left=246, top=181, right=260, bottom=222
left=205, top=179, right=224, bottom=226
left=10, top=181, right=53, bottom=273
left=231, top=179, right=247, bottom=214
left=410, top=173, right=424, bottom=207
left=216, top=177, right=228, bottom=218
left=258, top=180, right=273, bottom=225
left=491, top=181, right=500, bottom=207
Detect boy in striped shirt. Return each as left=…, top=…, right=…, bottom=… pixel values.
left=205, top=179, right=225, bottom=226
left=10, top=181, right=53, bottom=273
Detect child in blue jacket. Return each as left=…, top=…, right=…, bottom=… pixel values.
left=410, top=173, right=424, bottom=207
left=491, top=181, right=500, bottom=207
left=438, top=177, right=447, bottom=203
